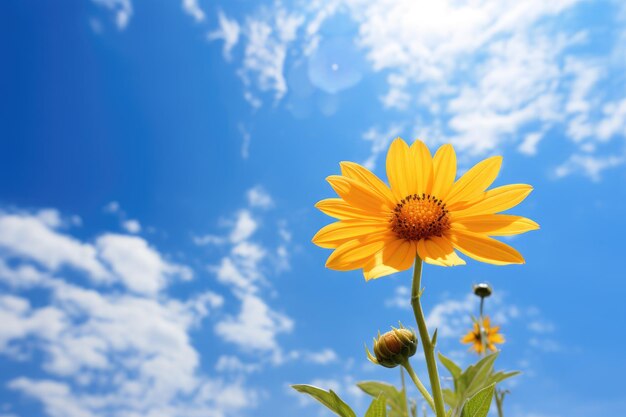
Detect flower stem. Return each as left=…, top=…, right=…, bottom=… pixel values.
left=478, top=296, right=487, bottom=357
left=402, top=360, right=435, bottom=412
left=494, top=389, right=506, bottom=417
left=410, top=257, right=446, bottom=417
left=400, top=367, right=409, bottom=413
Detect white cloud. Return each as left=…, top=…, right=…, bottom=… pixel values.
left=554, top=153, right=624, bottom=181
left=597, top=98, right=626, bottom=141
left=444, top=32, right=567, bottom=155
left=91, top=0, right=132, bottom=30
left=302, top=348, right=338, bottom=365
left=426, top=294, right=475, bottom=339
left=122, top=219, right=141, bottom=234
left=518, top=132, right=544, bottom=156
left=9, top=379, right=96, bottom=417
left=238, top=122, right=253, bottom=158
left=103, top=201, right=120, bottom=213
left=278, top=220, right=292, bottom=242
left=215, top=292, right=293, bottom=353
left=236, top=7, right=305, bottom=103
left=0, top=260, right=49, bottom=288
left=216, top=0, right=626, bottom=178
left=182, top=0, right=205, bottom=22
left=208, top=11, right=240, bottom=60
left=247, top=186, right=274, bottom=209
left=529, top=337, right=562, bottom=353
left=212, top=238, right=266, bottom=293
left=193, top=234, right=226, bottom=246
left=361, top=124, right=404, bottom=170
left=229, top=210, right=257, bottom=243
left=36, top=209, right=63, bottom=228
left=97, top=233, right=192, bottom=295
left=206, top=191, right=288, bottom=293
left=201, top=189, right=295, bottom=363
left=528, top=320, right=555, bottom=334
left=384, top=285, right=411, bottom=310
left=0, top=207, right=257, bottom=417
left=0, top=211, right=109, bottom=282
left=215, top=355, right=260, bottom=374
left=212, top=256, right=259, bottom=292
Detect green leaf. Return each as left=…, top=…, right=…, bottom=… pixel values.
left=487, top=370, right=520, bottom=386
left=450, top=353, right=499, bottom=417
left=357, top=381, right=407, bottom=417
left=291, top=385, right=356, bottom=417
left=461, top=384, right=495, bottom=417
left=365, top=395, right=387, bottom=417
left=438, top=353, right=462, bottom=380
left=442, top=388, right=457, bottom=408
left=462, top=352, right=498, bottom=396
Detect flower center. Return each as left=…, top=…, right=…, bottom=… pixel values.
left=390, top=194, right=450, bottom=241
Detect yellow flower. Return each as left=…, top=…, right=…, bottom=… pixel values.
left=461, top=316, right=505, bottom=354
left=312, top=138, right=539, bottom=280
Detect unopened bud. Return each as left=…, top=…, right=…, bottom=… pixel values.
left=366, top=324, right=417, bottom=368
left=473, top=283, right=492, bottom=298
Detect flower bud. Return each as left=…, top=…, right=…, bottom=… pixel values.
left=366, top=325, right=417, bottom=368
left=473, top=283, right=492, bottom=298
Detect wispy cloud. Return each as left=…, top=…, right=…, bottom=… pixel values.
left=182, top=0, right=205, bottom=22
left=199, top=187, right=297, bottom=364
left=247, top=185, right=274, bottom=209
left=207, top=11, right=240, bottom=60
left=554, top=153, right=625, bottom=181
left=91, top=0, right=132, bottom=30
left=209, top=0, right=626, bottom=178
left=0, top=209, right=257, bottom=417
left=215, top=291, right=294, bottom=353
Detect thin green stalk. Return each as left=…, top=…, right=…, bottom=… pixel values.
left=402, top=360, right=435, bottom=412
left=410, top=257, right=446, bottom=417
left=494, top=389, right=506, bottom=417
left=479, top=311, right=487, bottom=357
left=495, top=396, right=504, bottom=417
left=401, top=367, right=409, bottom=415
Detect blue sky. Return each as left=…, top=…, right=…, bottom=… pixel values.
left=0, top=1, right=625, bottom=416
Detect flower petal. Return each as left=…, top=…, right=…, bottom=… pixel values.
left=410, top=140, right=433, bottom=195
left=451, top=184, right=533, bottom=218
left=431, top=144, right=457, bottom=200
left=315, top=198, right=388, bottom=220
left=312, top=219, right=389, bottom=249
left=416, top=236, right=466, bottom=266
left=450, top=229, right=525, bottom=265
left=340, top=161, right=396, bottom=206
left=386, top=138, right=417, bottom=200
left=363, top=240, right=416, bottom=280
left=325, top=233, right=392, bottom=270
left=490, top=334, right=505, bottom=344
left=461, top=331, right=476, bottom=344
left=452, top=214, right=539, bottom=236
left=446, top=156, right=502, bottom=207
left=327, top=176, right=394, bottom=213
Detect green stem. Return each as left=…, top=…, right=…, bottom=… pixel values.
left=402, top=360, right=435, bottom=412
left=410, top=257, right=446, bottom=417
left=479, top=308, right=487, bottom=357
left=494, top=389, right=506, bottom=417
left=401, top=367, right=409, bottom=414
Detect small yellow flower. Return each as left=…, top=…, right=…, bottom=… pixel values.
left=312, top=138, right=539, bottom=280
left=461, top=316, right=505, bottom=354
